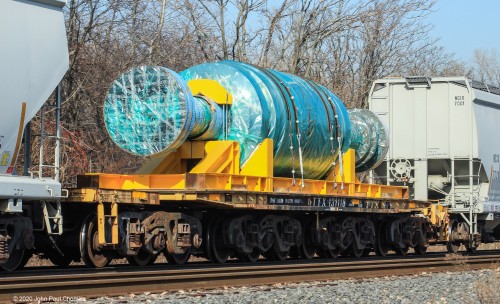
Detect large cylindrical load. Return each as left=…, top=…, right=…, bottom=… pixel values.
left=104, top=61, right=388, bottom=179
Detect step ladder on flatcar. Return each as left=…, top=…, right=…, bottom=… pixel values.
left=450, top=157, right=481, bottom=237
left=29, top=84, right=65, bottom=236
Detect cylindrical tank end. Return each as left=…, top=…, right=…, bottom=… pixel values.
left=348, top=109, right=389, bottom=172
left=103, top=66, right=222, bottom=157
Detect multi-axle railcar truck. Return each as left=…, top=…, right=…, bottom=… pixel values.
left=0, top=0, right=497, bottom=271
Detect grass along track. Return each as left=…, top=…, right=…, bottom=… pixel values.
left=1, top=253, right=499, bottom=302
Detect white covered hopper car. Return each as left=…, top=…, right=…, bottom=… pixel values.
left=369, top=76, right=500, bottom=251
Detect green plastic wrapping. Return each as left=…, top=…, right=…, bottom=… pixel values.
left=348, top=109, right=389, bottom=171
left=104, top=66, right=195, bottom=156
left=189, top=96, right=223, bottom=140
left=104, top=61, right=388, bottom=180
left=180, top=61, right=352, bottom=179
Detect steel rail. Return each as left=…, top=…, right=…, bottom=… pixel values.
left=1, top=254, right=499, bottom=302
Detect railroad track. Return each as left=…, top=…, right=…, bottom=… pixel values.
left=1, top=253, right=499, bottom=302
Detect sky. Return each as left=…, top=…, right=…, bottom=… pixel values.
left=428, top=0, right=500, bottom=64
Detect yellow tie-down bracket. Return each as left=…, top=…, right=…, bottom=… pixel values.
left=137, top=139, right=274, bottom=180
left=187, top=79, right=233, bottom=105
left=97, top=190, right=118, bottom=245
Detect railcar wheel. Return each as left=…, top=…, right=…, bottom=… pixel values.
left=464, top=225, right=477, bottom=253
left=288, top=246, right=300, bottom=259
left=413, top=225, right=428, bottom=255
left=207, top=218, right=229, bottom=264
left=127, top=249, right=157, bottom=266
left=316, top=248, right=328, bottom=259
left=263, top=244, right=289, bottom=261
left=299, top=222, right=316, bottom=260
left=48, top=253, right=73, bottom=267
left=395, top=246, right=409, bottom=256
left=1, top=248, right=31, bottom=271
left=414, top=222, right=428, bottom=255
left=350, top=242, right=364, bottom=258
left=324, top=248, right=341, bottom=259
left=165, top=249, right=191, bottom=265
left=239, top=248, right=260, bottom=263
left=446, top=241, right=460, bottom=253
left=375, top=223, right=389, bottom=257
left=80, top=215, right=112, bottom=268
left=299, top=245, right=316, bottom=260
left=414, top=244, right=427, bottom=255
left=204, top=220, right=214, bottom=262
left=465, top=241, right=477, bottom=253
left=340, top=250, right=350, bottom=257
left=22, top=250, right=33, bottom=269
left=274, top=249, right=289, bottom=261
left=447, top=220, right=461, bottom=253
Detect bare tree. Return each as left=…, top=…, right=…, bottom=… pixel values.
left=21, top=0, right=468, bottom=185
left=181, top=0, right=231, bottom=60
left=255, top=0, right=369, bottom=75
left=474, top=49, right=500, bottom=86
left=148, top=0, right=169, bottom=63
left=179, top=0, right=267, bottom=61
left=258, top=0, right=292, bottom=67
left=404, top=44, right=471, bottom=77
left=353, top=0, right=437, bottom=107
left=26, top=0, right=210, bottom=185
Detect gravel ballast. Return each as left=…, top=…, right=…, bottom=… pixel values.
left=78, top=268, right=499, bottom=304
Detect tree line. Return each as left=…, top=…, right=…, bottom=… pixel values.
left=18, top=0, right=500, bottom=185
